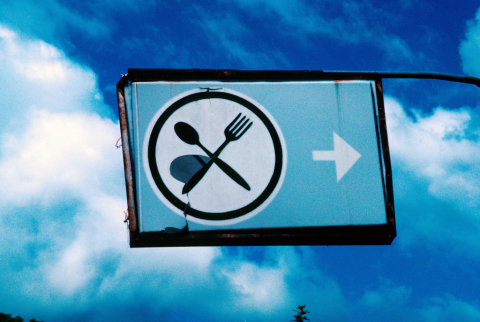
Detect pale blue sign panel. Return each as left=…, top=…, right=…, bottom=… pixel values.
left=123, top=81, right=387, bottom=233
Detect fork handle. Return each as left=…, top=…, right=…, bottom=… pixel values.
left=197, top=143, right=250, bottom=191
left=214, top=158, right=250, bottom=191
left=182, top=140, right=230, bottom=194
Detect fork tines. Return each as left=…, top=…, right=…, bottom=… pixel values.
left=228, top=113, right=253, bottom=139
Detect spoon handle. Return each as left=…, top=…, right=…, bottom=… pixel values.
left=182, top=140, right=229, bottom=194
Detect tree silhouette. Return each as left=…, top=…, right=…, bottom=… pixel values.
left=0, top=313, right=43, bottom=322
left=291, top=304, right=310, bottom=321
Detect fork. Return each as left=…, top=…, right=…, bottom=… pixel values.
left=182, top=113, right=253, bottom=194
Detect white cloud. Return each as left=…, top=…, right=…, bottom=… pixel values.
left=0, top=25, right=123, bottom=307
left=384, top=95, right=480, bottom=256
left=42, top=195, right=222, bottom=300
left=229, top=0, right=314, bottom=28
left=360, top=279, right=411, bottom=307
left=0, top=25, right=337, bottom=322
left=0, top=110, right=122, bottom=206
left=192, top=7, right=292, bottom=69
left=0, top=0, right=110, bottom=43
left=0, top=23, right=121, bottom=207
left=0, top=25, right=227, bottom=320
left=221, top=0, right=418, bottom=64
left=460, top=7, right=480, bottom=76
left=223, top=261, right=289, bottom=312
left=220, top=246, right=347, bottom=321
left=385, top=96, right=480, bottom=210
left=352, top=279, right=480, bottom=321
left=420, top=295, right=480, bottom=321
left=0, top=25, right=112, bottom=130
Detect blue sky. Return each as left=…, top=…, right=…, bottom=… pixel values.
left=1, top=0, right=480, bottom=321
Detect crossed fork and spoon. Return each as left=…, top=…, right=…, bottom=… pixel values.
left=174, top=113, right=253, bottom=195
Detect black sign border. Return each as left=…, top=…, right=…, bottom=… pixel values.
left=147, top=91, right=284, bottom=221
left=117, top=69, right=397, bottom=247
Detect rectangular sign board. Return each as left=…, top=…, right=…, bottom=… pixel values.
left=117, top=69, right=395, bottom=247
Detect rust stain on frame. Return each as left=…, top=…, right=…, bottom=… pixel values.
left=117, top=76, right=138, bottom=233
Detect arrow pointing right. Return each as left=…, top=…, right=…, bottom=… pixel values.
left=312, top=132, right=361, bottom=182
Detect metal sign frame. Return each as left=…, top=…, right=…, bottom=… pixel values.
left=117, top=69, right=397, bottom=247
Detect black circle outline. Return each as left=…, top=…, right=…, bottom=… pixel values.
left=148, top=91, right=283, bottom=221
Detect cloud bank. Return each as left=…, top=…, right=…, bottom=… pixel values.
left=384, top=95, right=480, bottom=256
left=386, top=96, right=480, bottom=209
left=0, top=25, right=345, bottom=322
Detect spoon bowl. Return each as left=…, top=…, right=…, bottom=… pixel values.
left=174, top=122, right=199, bottom=145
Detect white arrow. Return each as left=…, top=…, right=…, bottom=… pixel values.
left=312, top=132, right=361, bottom=182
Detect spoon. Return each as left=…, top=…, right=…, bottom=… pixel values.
left=174, top=122, right=250, bottom=191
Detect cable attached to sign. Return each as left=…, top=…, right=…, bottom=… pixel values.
left=161, top=200, right=190, bottom=234
left=199, top=87, right=222, bottom=92
left=115, top=137, right=122, bottom=149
